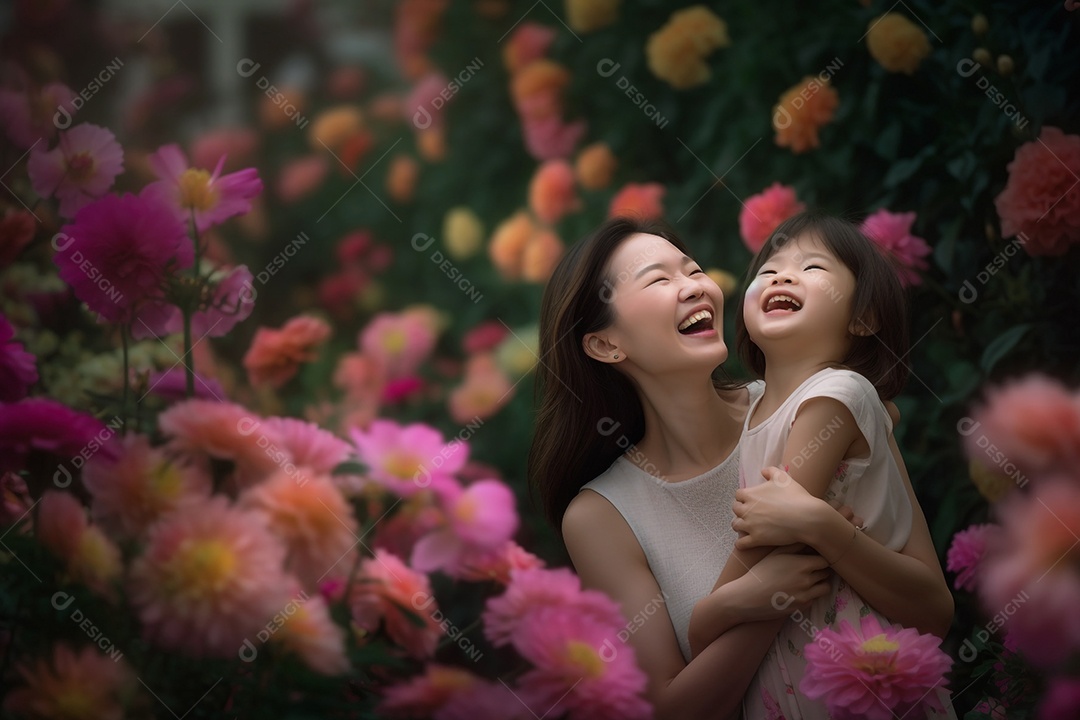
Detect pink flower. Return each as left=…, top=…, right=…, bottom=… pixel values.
left=28, top=123, right=123, bottom=218
left=0, top=209, right=36, bottom=268
left=191, top=127, right=259, bottom=173
left=145, top=366, right=226, bottom=401
left=370, top=493, right=444, bottom=561
left=277, top=154, right=329, bottom=203
left=351, top=419, right=466, bottom=497
left=243, top=314, right=332, bottom=388
left=144, top=143, right=263, bottom=233
left=259, top=417, right=353, bottom=474
left=273, top=586, right=350, bottom=675
left=382, top=375, right=425, bottom=404
left=529, top=159, right=579, bottom=224
left=349, top=550, right=443, bottom=658
left=0, top=82, right=75, bottom=149
left=859, top=209, right=931, bottom=287
left=359, top=309, right=439, bottom=379
left=739, top=183, right=806, bottom=253
left=439, top=679, right=525, bottom=720
left=503, top=23, right=557, bottom=74
left=37, top=491, right=121, bottom=595
left=522, top=116, right=587, bottom=160
left=608, top=182, right=665, bottom=221
left=129, top=496, right=290, bottom=657
left=979, top=478, right=1080, bottom=667
left=3, top=644, right=134, bottom=720
left=994, top=127, right=1080, bottom=256
left=965, top=374, right=1080, bottom=476
left=462, top=320, right=509, bottom=354
left=0, top=313, right=36, bottom=401
left=0, top=398, right=113, bottom=475
left=1039, top=677, right=1080, bottom=720
left=448, top=353, right=513, bottom=423
left=457, top=540, right=544, bottom=585
left=154, top=264, right=256, bottom=340
left=412, top=479, right=519, bottom=574
left=801, top=614, right=952, bottom=720
left=54, top=192, right=192, bottom=328
left=378, top=664, right=480, bottom=718
left=946, top=523, right=997, bottom=592
left=405, top=73, right=451, bottom=130
left=514, top=605, right=651, bottom=720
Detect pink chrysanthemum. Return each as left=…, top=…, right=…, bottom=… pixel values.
left=272, top=583, right=350, bottom=676
left=350, top=419, right=466, bottom=497
left=54, top=191, right=192, bottom=328
left=0, top=82, right=75, bottom=149
left=349, top=550, right=443, bottom=658
left=3, top=644, right=134, bottom=720
left=378, top=664, right=480, bottom=718
left=359, top=310, right=439, bottom=379
left=83, top=433, right=211, bottom=538
left=412, top=479, right=519, bottom=574
left=514, top=605, right=651, bottom=720
left=0, top=398, right=113, bottom=475
left=946, top=523, right=997, bottom=592
left=860, top=209, right=932, bottom=287
left=158, top=399, right=288, bottom=489
left=0, top=313, right=37, bottom=402
left=37, top=491, right=121, bottom=595
left=241, top=469, right=358, bottom=588
left=28, top=123, right=124, bottom=218
left=457, top=540, right=544, bottom=585
left=739, top=183, right=806, bottom=253
left=243, top=315, right=332, bottom=388
left=259, top=417, right=353, bottom=474
left=483, top=567, right=625, bottom=648
left=801, top=614, right=952, bottom=720
left=129, top=496, right=289, bottom=657
left=144, top=143, right=263, bottom=232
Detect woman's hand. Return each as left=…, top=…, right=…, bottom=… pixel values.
left=732, top=466, right=833, bottom=550
left=727, top=545, right=832, bottom=623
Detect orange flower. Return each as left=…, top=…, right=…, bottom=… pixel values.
left=772, top=76, right=839, bottom=153
left=521, top=228, right=565, bottom=282
left=259, top=87, right=307, bottom=130
left=566, top=0, right=622, bottom=33
left=448, top=353, right=513, bottom=423
left=386, top=154, right=420, bottom=203
left=575, top=142, right=617, bottom=190
left=866, top=13, right=931, bottom=75
left=4, top=644, right=134, bottom=720
left=489, top=211, right=537, bottom=280
left=243, top=315, right=333, bottom=389
left=417, top=126, right=446, bottom=162
left=308, top=106, right=364, bottom=153
left=511, top=60, right=571, bottom=120
left=528, top=159, right=579, bottom=224
left=608, top=182, right=665, bottom=220
left=646, top=5, right=729, bottom=89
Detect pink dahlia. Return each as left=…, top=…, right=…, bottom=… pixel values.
left=801, top=614, right=952, bottom=720
left=243, top=314, right=332, bottom=388
left=144, top=143, right=263, bottom=233
left=54, top=192, right=192, bottom=327
left=28, top=123, right=124, bottom=218
left=994, top=127, right=1080, bottom=256
left=129, top=496, right=290, bottom=657
left=0, top=398, right=113, bottom=475
left=412, top=479, right=519, bottom=574
left=0, top=313, right=37, bottom=401
left=608, top=182, right=665, bottom=221
left=350, top=419, right=466, bottom=497
left=514, top=605, right=651, bottom=720
left=739, top=183, right=806, bottom=253
left=3, top=644, right=134, bottom=720
left=0, top=82, right=75, bottom=149
left=259, top=417, right=353, bottom=474
left=359, top=309, right=439, bottom=379
left=946, top=523, right=997, bottom=592
left=860, top=209, right=932, bottom=287
left=349, top=550, right=443, bottom=658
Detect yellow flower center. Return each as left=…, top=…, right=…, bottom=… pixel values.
left=66, top=152, right=95, bottom=182
left=169, top=539, right=236, bottom=597
left=856, top=633, right=901, bottom=675
left=381, top=328, right=407, bottom=355
left=150, top=460, right=184, bottom=503
left=566, top=640, right=606, bottom=678
left=383, top=451, right=422, bottom=480
left=177, top=168, right=218, bottom=211
left=861, top=634, right=900, bottom=654
left=52, top=687, right=98, bottom=719
left=454, top=495, right=478, bottom=524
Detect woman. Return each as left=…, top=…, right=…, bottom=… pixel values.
left=528, top=217, right=953, bottom=719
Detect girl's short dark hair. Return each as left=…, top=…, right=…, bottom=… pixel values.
left=734, top=211, right=911, bottom=400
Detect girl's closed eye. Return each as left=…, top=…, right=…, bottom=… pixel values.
left=804, top=264, right=824, bottom=271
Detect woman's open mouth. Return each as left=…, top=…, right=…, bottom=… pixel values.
left=678, top=309, right=714, bottom=335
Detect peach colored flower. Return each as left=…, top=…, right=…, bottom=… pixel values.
left=83, top=433, right=210, bottom=538
left=646, top=6, right=730, bottom=89
left=866, top=13, right=932, bottom=75
left=350, top=550, right=443, bottom=658
left=522, top=228, right=565, bottom=283
left=503, top=23, right=557, bottom=75
left=386, top=154, right=420, bottom=203
left=129, top=497, right=290, bottom=657
left=3, top=644, right=134, bottom=720
left=442, top=206, right=484, bottom=259
left=359, top=310, right=438, bottom=379
left=575, top=142, right=617, bottom=190
left=272, top=583, right=350, bottom=675
left=994, top=127, right=1080, bottom=256
left=567, top=0, right=622, bottom=33
left=277, top=155, right=329, bottom=203
left=529, top=160, right=579, bottom=225
left=241, top=469, right=358, bottom=588
left=417, top=126, right=446, bottom=162
left=511, top=60, right=571, bottom=121
left=773, top=76, right=839, bottom=153
left=608, top=182, right=665, bottom=220
left=490, top=211, right=537, bottom=280
left=259, top=86, right=307, bottom=130
left=243, top=315, right=332, bottom=389
left=739, top=182, right=806, bottom=252
left=259, top=417, right=353, bottom=475
left=448, top=353, right=514, bottom=423
left=308, top=105, right=364, bottom=153
left=395, top=0, right=449, bottom=81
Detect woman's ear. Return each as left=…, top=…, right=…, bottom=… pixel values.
left=582, top=332, right=622, bottom=363
left=850, top=311, right=879, bottom=337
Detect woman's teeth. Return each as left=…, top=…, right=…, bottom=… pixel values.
left=678, top=310, right=713, bottom=332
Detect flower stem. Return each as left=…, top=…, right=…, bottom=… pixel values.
left=183, top=308, right=195, bottom=398
left=120, top=324, right=130, bottom=435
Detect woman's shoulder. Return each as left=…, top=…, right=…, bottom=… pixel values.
left=562, top=487, right=633, bottom=549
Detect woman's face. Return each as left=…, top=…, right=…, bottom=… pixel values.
left=587, top=233, right=728, bottom=375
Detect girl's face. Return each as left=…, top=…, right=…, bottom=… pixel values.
left=586, top=233, right=727, bottom=374
left=742, top=233, right=857, bottom=359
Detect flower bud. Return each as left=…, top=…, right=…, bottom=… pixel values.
left=996, top=54, right=1014, bottom=77
left=971, top=13, right=989, bottom=37
left=972, top=47, right=992, bottom=66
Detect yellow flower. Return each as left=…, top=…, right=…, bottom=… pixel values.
left=969, top=459, right=1012, bottom=503
left=772, top=76, right=839, bottom=154
left=308, top=105, right=364, bottom=152
left=866, top=13, right=932, bottom=75
left=646, top=6, right=729, bottom=90
left=443, top=206, right=484, bottom=259
left=566, top=0, right=621, bottom=33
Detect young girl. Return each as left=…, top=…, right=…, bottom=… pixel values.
left=713, top=212, right=956, bottom=718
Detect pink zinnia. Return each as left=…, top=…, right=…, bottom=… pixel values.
left=54, top=192, right=192, bottom=328
left=144, top=143, right=263, bottom=232
left=739, top=182, right=806, bottom=253
left=3, top=644, right=134, bottom=720
left=405, top=73, right=451, bottom=130
left=349, top=550, right=443, bottom=658
left=277, top=154, right=329, bottom=203
left=412, top=479, right=519, bottom=574
left=860, top=209, right=932, bottom=287
left=608, top=182, right=665, bottom=221
left=243, top=314, right=332, bottom=388
left=801, top=614, right=952, bottom=720
left=994, top=126, right=1080, bottom=256
left=529, top=159, right=580, bottom=225
left=129, top=496, right=290, bottom=657
left=359, top=309, right=439, bottom=379
left=514, top=605, right=651, bottom=720
left=0, top=312, right=37, bottom=401
left=259, top=417, right=353, bottom=474
left=946, top=523, right=997, bottom=592
left=28, top=123, right=124, bottom=218
left=0, top=398, right=113, bottom=475
left=350, top=419, right=466, bottom=497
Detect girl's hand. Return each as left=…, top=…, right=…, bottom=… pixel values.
left=735, top=545, right=831, bottom=622
left=731, top=466, right=832, bottom=550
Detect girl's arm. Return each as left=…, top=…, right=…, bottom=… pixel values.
left=563, top=489, right=829, bottom=720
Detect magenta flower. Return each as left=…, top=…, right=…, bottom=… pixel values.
left=0, top=313, right=37, bottom=402
left=739, top=182, right=806, bottom=253
left=801, top=614, right=952, bottom=720
left=144, top=143, right=263, bottom=232
left=947, top=523, right=997, bottom=592
left=1040, top=677, right=1080, bottom=720
left=54, top=192, right=192, bottom=328
left=411, top=479, right=520, bottom=574
left=0, top=398, right=114, bottom=475
left=350, top=419, right=465, bottom=497
left=28, top=123, right=124, bottom=218
left=859, top=209, right=932, bottom=287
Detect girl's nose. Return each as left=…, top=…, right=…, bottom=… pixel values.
left=771, top=272, right=796, bottom=285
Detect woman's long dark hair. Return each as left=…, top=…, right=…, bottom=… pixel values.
left=528, top=217, right=738, bottom=531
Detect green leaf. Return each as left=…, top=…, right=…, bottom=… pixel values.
left=331, top=460, right=368, bottom=476
left=980, top=324, right=1033, bottom=373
